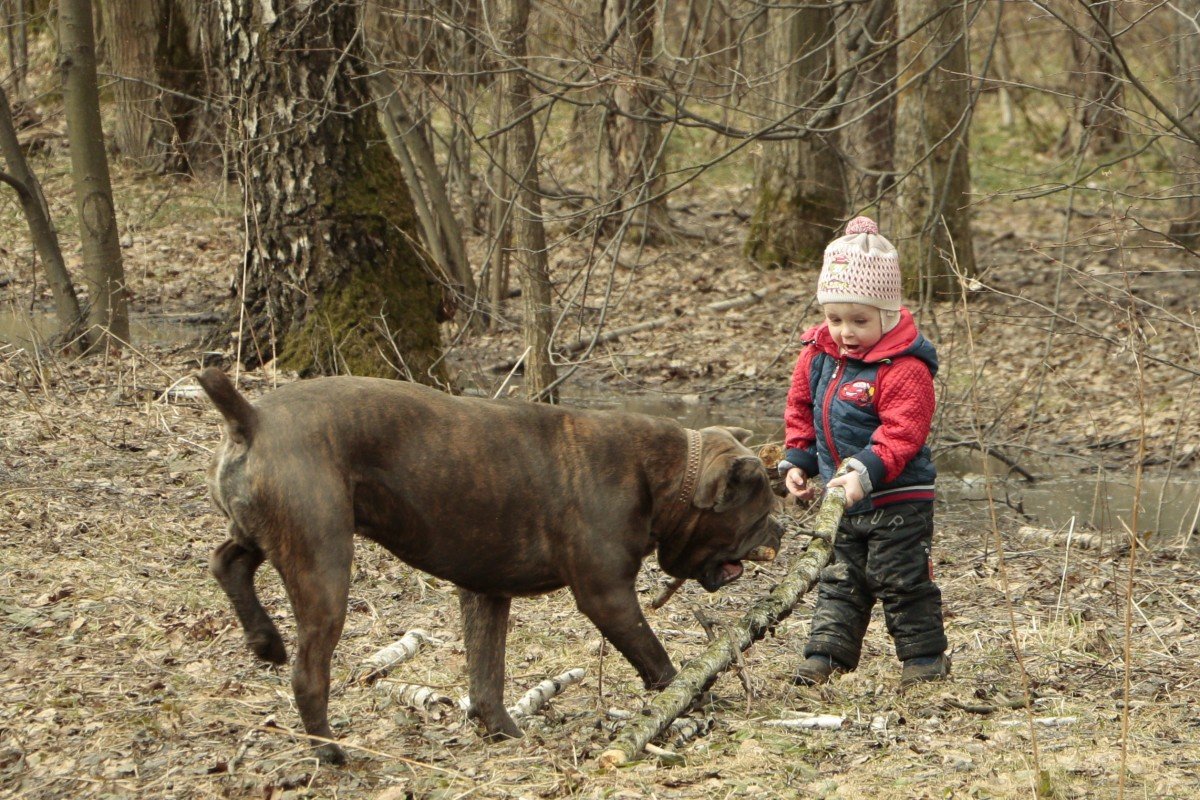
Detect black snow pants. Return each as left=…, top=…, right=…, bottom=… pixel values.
left=803, top=502, right=946, bottom=668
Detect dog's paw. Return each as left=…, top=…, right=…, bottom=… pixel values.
left=248, top=631, right=287, bottom=664
left=314, top=742, right=347, bottom=765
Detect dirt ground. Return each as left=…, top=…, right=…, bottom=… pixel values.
left=2, top=140, right=1200, bottom=798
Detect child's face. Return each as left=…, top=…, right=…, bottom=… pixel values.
left=823, top=303, right=883, bottom=358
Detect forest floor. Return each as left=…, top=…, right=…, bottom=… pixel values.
left=2, top=126, right=1200, bottom=798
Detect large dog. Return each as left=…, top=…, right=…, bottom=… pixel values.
left=197, top=368, right=782, bottom=763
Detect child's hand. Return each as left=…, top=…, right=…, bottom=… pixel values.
left=785, top=468, right=818, bottom=502
left=827, top=470, right=865, bottom=506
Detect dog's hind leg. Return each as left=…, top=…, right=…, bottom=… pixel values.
left=274, top=514, right=354, bottom=765
left=211, top=535, right=286, bottom=664
left=458, top=588, right=522, bottom=740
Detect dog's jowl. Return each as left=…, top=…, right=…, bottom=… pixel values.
left=197, top=368, right=782, bottom=764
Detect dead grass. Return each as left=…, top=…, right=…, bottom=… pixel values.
left=1, top=342, right=1199, bottom=799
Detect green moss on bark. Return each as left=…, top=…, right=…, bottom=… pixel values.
left=276, top=115, right=445, bottom=384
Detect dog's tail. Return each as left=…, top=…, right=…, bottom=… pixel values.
left=196, top=367, right=259, bottom=445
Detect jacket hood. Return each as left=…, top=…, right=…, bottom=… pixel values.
left=801, top=308, right=938, bottom=376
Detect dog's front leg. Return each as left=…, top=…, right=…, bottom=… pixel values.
left=458, top=589, right=522, bottom=740
left=572, top=582, right=677, bottom=690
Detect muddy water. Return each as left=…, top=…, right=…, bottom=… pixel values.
left=0, top=308, right=210, bottom=348
left=581, top=394, right=1200, bottom=547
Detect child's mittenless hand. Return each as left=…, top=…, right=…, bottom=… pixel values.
left=784, top=467, right=819, bottom=502
left=827, top=470, right=865, bottom=506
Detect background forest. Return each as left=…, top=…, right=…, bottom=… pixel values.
left=1, top=1, right=1199, bottom=798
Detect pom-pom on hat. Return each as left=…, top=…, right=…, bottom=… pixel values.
left=817, top=216, right=901, bottom=312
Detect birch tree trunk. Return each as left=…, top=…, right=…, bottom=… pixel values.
left=60, top=0, right=130, bottom=351
left=1169, top=1, right=1200, bottom=248
left=499, top=0, right=557, bottom=400
left=893, top=0, right=976, bottom=301
left=221, top=0, right=444, bottom=382
left=744, top=1, right=845, bottom=268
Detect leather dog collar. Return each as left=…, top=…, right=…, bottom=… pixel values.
left=678, top=428, right=702, bottom=507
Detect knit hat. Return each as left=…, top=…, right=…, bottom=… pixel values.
left=817, top=216, right=902, bottom=313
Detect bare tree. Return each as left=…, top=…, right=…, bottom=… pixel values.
left=2, top=0, right=29, bottom=96
left=602, top=0, right=671, bottom=242
left=745, top=0, right=845, bottom=268
left=892, top=0, right=977, bottom=299
left=839, top=0, right=897, bottom=210
left=220, top=0, right=445, bottom=382
left=99, top=0, right=183, bottom=169
left=497, top=0, right=556, bottom=399
left=1170, top=1, right=1200, bottom=247
left=1063, top=0, right=1125, bottom=155
left=0, top=83, right=87, bottom=348
left=60, top=0, right=130, bottom=351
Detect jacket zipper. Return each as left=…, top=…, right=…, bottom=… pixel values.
left=821, top=357, right=844, bottom=467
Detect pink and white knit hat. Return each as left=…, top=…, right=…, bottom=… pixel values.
left=817, top=216, right=901, bottom=312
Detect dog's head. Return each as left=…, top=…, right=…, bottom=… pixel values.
left=656, top=426, right=783, bottom=592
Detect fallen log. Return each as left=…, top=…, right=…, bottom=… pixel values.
left=598, top=486, right=846, bottom=768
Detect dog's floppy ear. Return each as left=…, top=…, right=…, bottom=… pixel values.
left=694, top=455, right=766, bottom=512
left=723, top=426, right=754, bottom=444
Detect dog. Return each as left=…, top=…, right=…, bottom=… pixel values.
left=196, top=368, right=782, bottom=763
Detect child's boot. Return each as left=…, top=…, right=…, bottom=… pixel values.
left=793, top=654, right=843, bottom=686
left=900, top=653, right=951, bottom=688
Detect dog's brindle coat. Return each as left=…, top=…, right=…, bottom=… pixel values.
left=197, top=368, right=782, bottom=763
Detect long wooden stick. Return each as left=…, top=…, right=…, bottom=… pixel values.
left=599, top=487, right=847, bottom=767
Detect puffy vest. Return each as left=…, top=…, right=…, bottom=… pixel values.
left=808, top=335, right=938, bottom=516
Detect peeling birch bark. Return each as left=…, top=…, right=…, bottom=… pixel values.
left=382, top=682, right=455, bottom=711
left=598, top=487, right=846, bottom=768
left=357, top=629, right=435, bottom=684
left=508, top=668, right=586, bottom=719
left=764, top=713, right=846, bottom=730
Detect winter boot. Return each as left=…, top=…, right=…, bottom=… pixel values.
left=793, top=654, right=843, bottom=686
left=900, top=653, right=951, bottom=688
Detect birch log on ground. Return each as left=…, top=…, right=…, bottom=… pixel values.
left=598, top=487, right=846, bottom=768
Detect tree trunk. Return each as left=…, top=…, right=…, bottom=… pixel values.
left=602, top=0, right=671, bottom=243
left=160, top=0, right=225, bottom=173
left=499, top=0, right=557, bottom=400
left=892, top=0, right=976, bottom=301
left=840, top=0, right=897, bottom=210
left=1070, top=0, right=1124, bottom=155
left=99, top=0, right=182, bottom=169
left=1169, top=1, right=1200, bottom=248
left=59, top=0, right=130, bottom=351
left=0, top=83, right=87, bottom=349
left=744, top=1, right=845, bottom=268
left=3, top=0, right=29, bottom=97
left=221, top=0, right=444, bottom=383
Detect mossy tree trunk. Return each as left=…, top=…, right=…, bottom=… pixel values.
left=60, top=0, right=130, bottom=352
left=744, top=2, right=844, bottom=269
left=499, top=0, right=557, bottom=401
left=1169, top=1, right=1200, bottom=248
left=892, top=0, right=976, bottom=301
left=220, top=0, right=444, bottom=383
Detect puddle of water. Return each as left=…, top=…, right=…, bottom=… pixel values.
left=0, top=308, right=211, bottom=348
left=577, top=394, right=1200, bottom=547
